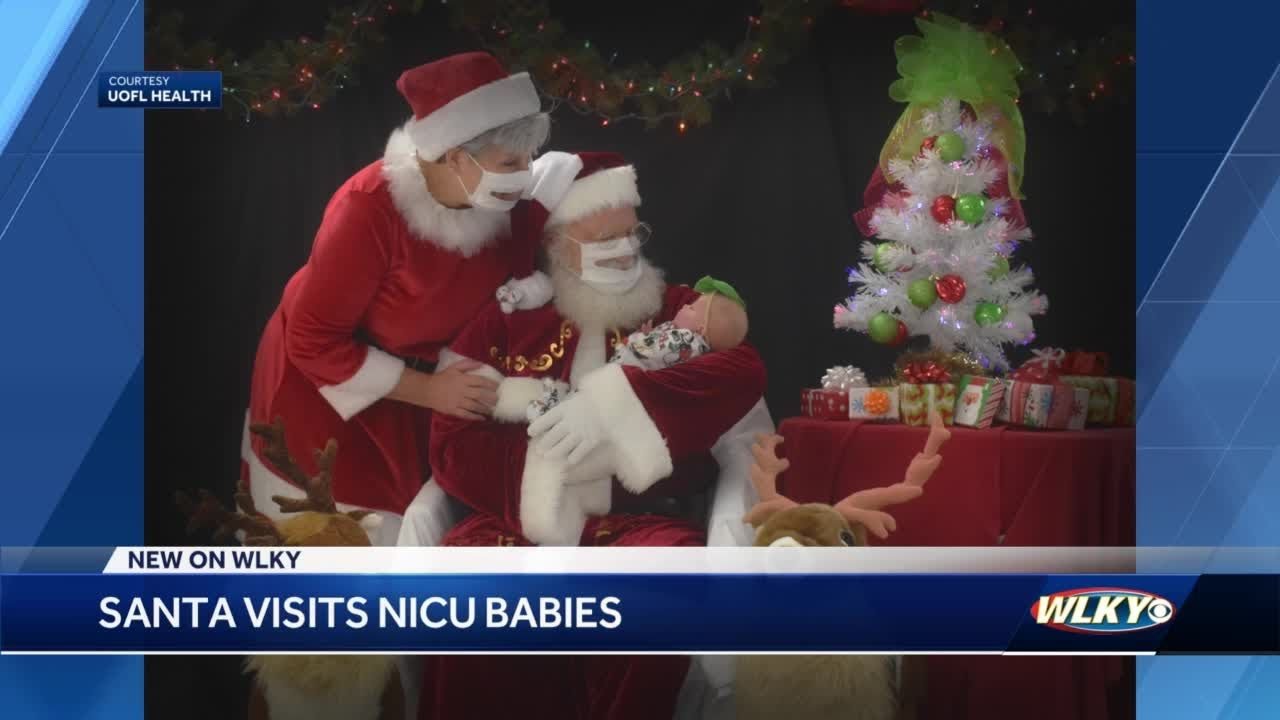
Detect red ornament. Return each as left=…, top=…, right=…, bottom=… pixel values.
left=919, top=135, right=937, bottom=155
left=930, top=195, right=956, bottom=223
left=891, top=320, right=909, bottom=346
left=935, top=274, right=967, bottom=303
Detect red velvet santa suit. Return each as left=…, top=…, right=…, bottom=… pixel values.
left=419, top=282, right=765, bottom=719
left=415, top=154, right=768, bottom=719
left=241, top=53, right=581, bottom=545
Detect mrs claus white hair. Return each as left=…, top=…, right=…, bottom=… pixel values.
left=454, top=112, right=551, bottom=159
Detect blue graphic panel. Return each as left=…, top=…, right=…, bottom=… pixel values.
left=1137, top=0, right=1280, bottom=716
left=0, top=0, right=143, bottom=717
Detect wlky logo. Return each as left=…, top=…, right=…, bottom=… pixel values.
left=1032, top=588, right=1175, bottom=634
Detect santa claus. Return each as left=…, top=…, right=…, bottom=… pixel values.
left=241, top=52, right=583, bottom=546
left=406, top=152, right=773, bottom=718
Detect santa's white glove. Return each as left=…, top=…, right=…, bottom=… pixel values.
left=496, top=270, right=553, bottom=313
left=528, top=392, right=606, bottom=465
left=524, top=151, right=584, bottom=205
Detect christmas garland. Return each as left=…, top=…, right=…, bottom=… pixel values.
left=450, top=0, right=831, bottom=131
left=145, top=1, right=395, bottom=122
left=146, top=0, right=1132, bottom=127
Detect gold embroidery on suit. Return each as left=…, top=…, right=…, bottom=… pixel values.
left=489, top=322, right=575, bottom=374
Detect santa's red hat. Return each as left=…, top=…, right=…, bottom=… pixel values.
left=496, top=152, right=641, bottom=312
left=396, top=52, right=541, bottom=161
left=545, top=151, right=641, bottom=228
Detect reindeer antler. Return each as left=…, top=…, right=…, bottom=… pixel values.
left=744, top=411, right=951, bottom=540
left=250, top=417, right=372, bottom=523
left=174, top=478, right=283, bottom=546
left=832, top=410, right=949, bottom=539
left=743, top=433, right=799, bottom=526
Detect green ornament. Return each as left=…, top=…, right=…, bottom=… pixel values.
left=868, top=312, right=899, bottom=343
left=988, top=255, right=1010, bottom=280
left=907, top=278, right=937, bottom=308
left=955, top=194, right=986, bottom=224
left=872, top=243, right=896, bottom=273
left=934, top=131, right=966, bottom=162
left=974, top=302, right=1006, bottom=326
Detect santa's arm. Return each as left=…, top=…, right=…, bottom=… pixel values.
left=497, top=152, right=584, bottom=312
left=284, top=191, right=403, bottom=421
left=429, top=306, right=595, bottom=546
left=576, top=341, right=767, bottom=494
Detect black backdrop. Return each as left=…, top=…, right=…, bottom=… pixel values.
left=144, top=2, right=1133, bottom=715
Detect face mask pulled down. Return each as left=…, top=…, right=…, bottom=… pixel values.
left=456, top=153, right=530, bottom=212
left=570, top=234, right=644, bottom=295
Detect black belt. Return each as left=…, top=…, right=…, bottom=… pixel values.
left=360, top=334, right=433, bottom=372
left=400, top=355, right=432, bottom=372
left=612, top=492, right=704, bottom=521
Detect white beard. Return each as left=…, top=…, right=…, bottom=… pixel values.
left=548, top=258, right=666, bottom=386
left=549, top=258, right=665, bottom=334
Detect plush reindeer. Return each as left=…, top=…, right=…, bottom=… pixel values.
left=733, top=411, right=950, bottom=720
left=176, top=418, right=404, bottom=720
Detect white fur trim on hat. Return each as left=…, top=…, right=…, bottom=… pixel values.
left=546, top=165, right=641, bottom=227
left=407, top=73, right=540, bottom=162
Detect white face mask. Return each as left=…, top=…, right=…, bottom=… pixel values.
left=573, top=234, right=644, bottom=295
left=456, top=152, right=530, bottom=212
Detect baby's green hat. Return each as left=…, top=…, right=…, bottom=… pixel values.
left=694, top=275, right=746, bottom=309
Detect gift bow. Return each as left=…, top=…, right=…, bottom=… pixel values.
left=822, top=365, right=869, bottom=390
left=1063, top=350, right=1110, bottom=377
left=902, top=361, right=952, bottom=385
left=1011, top=347, right=1065, bottom=382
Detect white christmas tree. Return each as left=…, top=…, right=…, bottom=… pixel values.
left=834, top=98, right=1047, bottom=372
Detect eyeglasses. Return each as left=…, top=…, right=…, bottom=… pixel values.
left=565, top=222, right=652, bottom=247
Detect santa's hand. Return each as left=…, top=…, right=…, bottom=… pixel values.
left=528, top=394, right=606, bottom=464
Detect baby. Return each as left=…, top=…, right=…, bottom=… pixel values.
left=527, top=275, right=750, bottom=420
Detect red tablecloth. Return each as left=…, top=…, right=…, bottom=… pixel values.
left=776, top=418, right=1137, bottom=719
left=777, top=419, right=1136, bottom=546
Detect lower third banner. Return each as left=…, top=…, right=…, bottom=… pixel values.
left=1, top=572, right=1275, bottom=653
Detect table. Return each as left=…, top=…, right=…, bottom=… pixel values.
left=776, top=418, right=1137, bottom=720
left=777, top=419, right=1136, bottom=546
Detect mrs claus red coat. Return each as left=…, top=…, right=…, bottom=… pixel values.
left=242, top=126, right=573, bottom=541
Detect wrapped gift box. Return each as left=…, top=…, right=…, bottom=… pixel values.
left=1060, top=375, right=1135, bottom=426
left=953, top=375, right=1005, bottom=429
left=899, top=383, right=955, bottom=426
left=1056, top=386, right=1091, bottom=430
left=849, top=386, right=900, bottom=421
left=1000, top=379, right=1088, bottom=430
left=801, top=388, right=848, bottom=420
